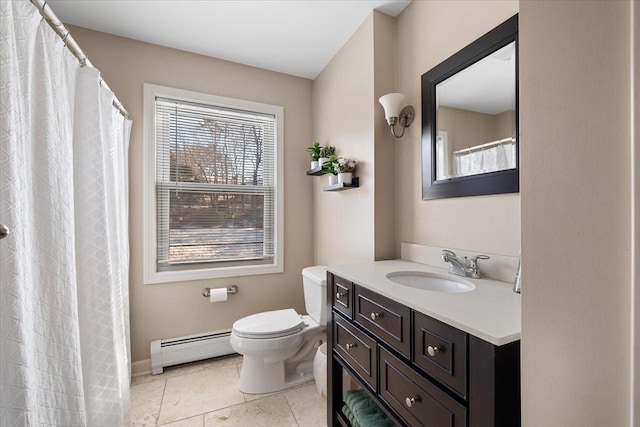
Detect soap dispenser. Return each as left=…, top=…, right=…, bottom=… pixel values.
left=513, top=259, right=522, bottom=293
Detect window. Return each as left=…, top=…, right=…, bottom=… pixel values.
left=143, top=84, right=283, bottom=284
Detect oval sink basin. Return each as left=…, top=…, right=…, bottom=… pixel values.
left=386, top=271, right=475, bottom=293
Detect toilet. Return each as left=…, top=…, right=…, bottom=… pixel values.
left=230, top=266, right=327, bottom=394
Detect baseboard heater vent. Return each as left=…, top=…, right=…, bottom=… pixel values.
left=150, top=330, right=235, bottom=375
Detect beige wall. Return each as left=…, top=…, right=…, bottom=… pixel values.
left=395, top=1, right=521, bottom=257
left=373, top=12, right=398, bottom=262
left=438, top=106, right=515, bottom=152
left=635, top=1, right=639, bottom=420
left=520, top=1, right=632, bottom=425
left=69, top=26, right=314, bottom=367
left=495, top=110, right=516, bottom=140
left=312, top=11, right=397, bottom=265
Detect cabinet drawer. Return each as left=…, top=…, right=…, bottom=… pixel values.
left=379, top=347, right=467, bottom=427
left=354, top=286, right=410, bottom=357
left=413, top=312, right=468, bottom=398
left=334, top=316, right=377, bottom=390
left=332, top=275, right=353, bottom=319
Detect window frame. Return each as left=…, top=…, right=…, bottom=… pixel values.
left=143, top=84, right=284, bottom=284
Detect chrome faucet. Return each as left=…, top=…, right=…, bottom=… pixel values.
left=441, top=250, right=490, bottom=279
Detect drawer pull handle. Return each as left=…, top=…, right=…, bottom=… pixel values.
left=370, top=312, right=381, bottom=321
left=336, top=292, right=345, bottom=299
left=345, top=343, right=357, bottom=350
left=405, top=397, right=418, bottom=408
left=427, top=345, right=440, bottom=357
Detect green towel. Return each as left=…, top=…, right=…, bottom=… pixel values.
left=344, top=389, right=395, bottom=427
left=344, top=389, right=370, bottom=409
left=342, top=405, right=360, bottom=427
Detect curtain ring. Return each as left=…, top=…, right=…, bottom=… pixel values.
left=39, top=1, right=47, bottom=22
left=61, top=32, right=70, bottom=46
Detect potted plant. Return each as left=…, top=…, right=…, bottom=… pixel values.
left=322, top=154, right=339, bottom=185
left=306, top=141, right=322, bottom=169
left=318, top=146, right=335, bottom=167
left=336, top=158, right=357, bottom=185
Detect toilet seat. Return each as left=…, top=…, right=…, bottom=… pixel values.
left=232, top=308, right=305, bottom=339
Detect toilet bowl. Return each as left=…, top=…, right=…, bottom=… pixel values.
left=230, top=266, right=327, bottom=394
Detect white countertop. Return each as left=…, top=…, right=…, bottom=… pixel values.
left=325, top=260, right=521, bottom=346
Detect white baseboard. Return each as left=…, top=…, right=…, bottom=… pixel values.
left=131, top=359, right=152, bottom=378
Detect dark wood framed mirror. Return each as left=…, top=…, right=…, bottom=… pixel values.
left=422, top=15, right=518, bottom=200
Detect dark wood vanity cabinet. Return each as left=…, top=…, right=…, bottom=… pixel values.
left=327, top=273, right=520, bottom=427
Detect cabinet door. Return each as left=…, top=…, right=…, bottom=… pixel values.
left=379, top=347, right=467, bottom=427
left=354, top=286, right=411, bottom=357
left=413, top=312, right=468, bottom=398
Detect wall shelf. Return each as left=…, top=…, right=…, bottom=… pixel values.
left=306, top=166, right=325, bottom=176
left=323, top=177, right=359, bottom=192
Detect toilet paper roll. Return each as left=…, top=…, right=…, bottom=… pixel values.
left=209, top=288, right=228, bottom=303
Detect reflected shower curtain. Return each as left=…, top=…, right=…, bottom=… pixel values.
left=454, top=141, right=516, bottom=176
left=0, top=1, right=131, bottom=425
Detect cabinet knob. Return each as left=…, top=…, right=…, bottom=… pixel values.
left=427, top=345, right=440, bottom=357
left=336, top=292, right=345, bottom=300
left=345, top=343, right=357, bottom=350
left=405, top=397, right=418, bottom=408
left=370, top=312, right=381, bottom=321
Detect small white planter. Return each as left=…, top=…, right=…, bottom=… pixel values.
left=318, top=157, right=329, bottom=166
left=311, top=160, right=319, bottom=170
left=338, top=172, right=353, bottom=185
left=328, top=175, right=338, bottom=185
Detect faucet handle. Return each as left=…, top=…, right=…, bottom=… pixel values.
left=470, top=254, right=490, bottom=265
left=468, top=255, right=490, bottom=278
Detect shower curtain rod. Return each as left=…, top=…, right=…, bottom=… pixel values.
left=29, top=0, right=130, bottom=118
left=453, top=136, right=515, bottom=155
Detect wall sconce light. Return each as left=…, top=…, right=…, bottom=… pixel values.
left=378, top=93, right=414, bottom=138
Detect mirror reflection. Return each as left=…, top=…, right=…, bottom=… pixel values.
left=435, top=41, right=516, bottom=180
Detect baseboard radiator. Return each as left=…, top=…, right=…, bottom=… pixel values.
left=150, top=330, right=235, bottom=375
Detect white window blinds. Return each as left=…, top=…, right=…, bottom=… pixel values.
left=154, top=97, right=276, bottom=271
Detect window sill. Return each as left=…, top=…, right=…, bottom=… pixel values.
left=144, top=263, right=283, bottom=284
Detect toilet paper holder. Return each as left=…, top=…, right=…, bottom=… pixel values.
left=202, top=285, right=238, bottom=298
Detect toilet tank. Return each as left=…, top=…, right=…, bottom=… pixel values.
left=302, top=266, right=327, bottom=325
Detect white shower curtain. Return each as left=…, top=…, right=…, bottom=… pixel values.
left=454, top=141, right=516, bottom=176
left=0, top=1, right=131, bottom=426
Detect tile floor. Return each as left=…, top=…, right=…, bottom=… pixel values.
left=130, top=354, right=327, bottom=427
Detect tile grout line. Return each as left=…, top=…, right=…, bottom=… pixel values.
left=283, top=392, right=302, bottom=427
left=155, top=378, right=168, bottom=427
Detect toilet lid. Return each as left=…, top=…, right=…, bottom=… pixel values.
left=232, top=308, right=305, bottom=339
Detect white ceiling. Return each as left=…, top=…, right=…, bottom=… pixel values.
left=47, top=0, right=411, bottom=79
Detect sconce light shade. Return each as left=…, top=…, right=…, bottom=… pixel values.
left=378, top=92, right=414, bottom=138
left=378, top=93, right=405, bottom=124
